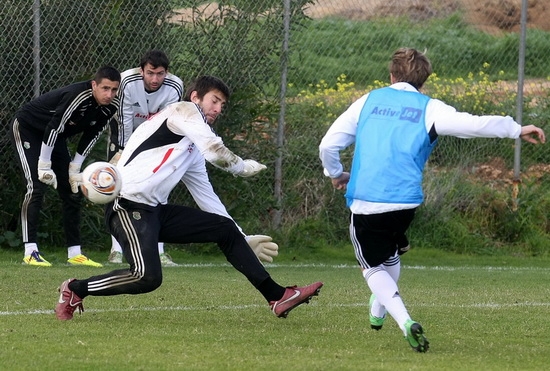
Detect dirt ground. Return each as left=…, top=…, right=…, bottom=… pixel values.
left=171, top=1, right=549, bottom=34
left=306, top=0, right=550, bottom=34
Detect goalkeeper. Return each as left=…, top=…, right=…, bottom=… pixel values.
left=56, top=76, right=322, bottom=321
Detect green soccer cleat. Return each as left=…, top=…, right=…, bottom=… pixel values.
left=404, top=319, right=429, bottom=352
left=369, top=294, right=385, bottom=330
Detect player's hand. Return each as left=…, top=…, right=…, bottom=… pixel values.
left=331, top=172, right=350, bottom=190
left=397, top=244, right=410, bottom=256
left=37, top=160, right=57, bottom=189
left=520, top=125, right=545, bottom=144
left=246, top=235, right=279, bottom=263
left=240, top=159, right=267, bottom=177
left=68, top=161, right=83, bottom=193
left=109, top=149, right=123, bottom=165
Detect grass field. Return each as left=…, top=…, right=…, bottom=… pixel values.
left=1, top=248, right=550, bottom=370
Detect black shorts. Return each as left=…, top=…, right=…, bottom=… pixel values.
left=351, top=208, right=416, bottom=268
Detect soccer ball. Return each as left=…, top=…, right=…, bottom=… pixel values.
left=80, top=162, right=122, bottom=204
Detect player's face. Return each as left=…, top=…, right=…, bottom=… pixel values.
left=141, top=63, right=167, bottom=92
left=192, top=89, right=227, bottom=125
left=91, top=79, right=119, bottom=105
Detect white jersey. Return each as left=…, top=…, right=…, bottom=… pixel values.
left=116, top=67, right=184, bottom=148
left=319, top=82, right=522, bottom=215
left=117, top=102, right=245, bottom=216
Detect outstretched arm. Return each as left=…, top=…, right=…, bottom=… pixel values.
left=520, top=125, right=545, bottom=144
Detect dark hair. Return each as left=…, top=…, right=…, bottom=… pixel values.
left=183, top=75, right=231, bottom=101
left=140, top=49, right=170, bottom=70
left=389, top=48, right=432, bottom=90
left=94, top=66, right=121, bottom=83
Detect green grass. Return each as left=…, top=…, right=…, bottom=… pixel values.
left=2, top=248, right=550, bottom=370
left=289, top=15, right=550, bottom=90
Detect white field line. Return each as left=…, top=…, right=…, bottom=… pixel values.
left=2, top=263, right=550, bottom=317
left=2, top=301, right=550, bottom=317
left=166, top=263, right=550, bottom=272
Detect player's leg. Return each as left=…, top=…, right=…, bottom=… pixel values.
left=159, top=204, right=273, bottom=287
left=9, top=119, right=51, bottom=266
left=352, top=210, right=428, bottom=352
left=370, top=249, right=403, bottom=323
left=51, top=145, right=81, bottom=253
left=65, top=200, right=163, bottom=299
left=158, top=204, right=322, bottom=317
left=106, top=120, right=126, bottom=264
left=108, top=235, right=124, bottom=263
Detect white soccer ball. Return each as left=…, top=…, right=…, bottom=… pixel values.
left=80, top=162, right=122, bottom=204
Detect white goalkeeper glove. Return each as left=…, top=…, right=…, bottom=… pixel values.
left=246, top=235, right=279, bottom=263
left=239, top=159, right=267, bottom=177
left=109, top=149, right=123, bottom=165
left=68, top=161, right=83, bottom=193
left=37, top=160, right=57, bottom=189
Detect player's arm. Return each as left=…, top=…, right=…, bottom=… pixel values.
left=180, top=145, right=277, bottom=262
left=119, top=92, right=136, bottom=149
left=38, top=88, right=83, bottom=188
left=426, top=98, right=544, bottom=143
left=319, top=95, right=364, bottom=184
left=168, top=104, right=266, bottom=177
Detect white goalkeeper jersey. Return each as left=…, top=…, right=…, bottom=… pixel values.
left=116, top=102, right=246, bottom=220
left=116, top=67, right=184, bottom=148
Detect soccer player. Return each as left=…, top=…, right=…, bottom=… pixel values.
left=9, top=66, right=121, bottom=267
left=319, top=47, right=545, bottom=352
left=55, top=75, right=322, bottom=320
left=107, top=49, right=184, bottom=267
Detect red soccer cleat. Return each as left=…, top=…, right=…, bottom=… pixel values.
left=55, top=278, right=84, bottom=320
left=270, top=281, right=323, bottom=318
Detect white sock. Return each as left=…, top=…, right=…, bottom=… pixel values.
left=157, top=242, right=165, bottom=255
left=369, top=253, right=401, bottom=319
left=24, top=243, right=39, bottom=256
left=67, top=245, right=82, bottom=259
left=111, top=235, right=123, bottom=253
left=364, top=267, right=411, bottom=335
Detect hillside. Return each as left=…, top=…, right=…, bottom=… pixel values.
left=306, top=0, right=550, bottom=34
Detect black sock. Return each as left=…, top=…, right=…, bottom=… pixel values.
left=257, top=277, right=286, bottom=302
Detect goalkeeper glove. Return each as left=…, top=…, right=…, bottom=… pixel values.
left=68, top=161, right=83, bottom=193
left=37, top=160, right=57, bottom=189
left=239, top=159, right=267, bottom=177
left=246, top=235, right=279, bottom=263
left=109, top=149, right=123, bottom=165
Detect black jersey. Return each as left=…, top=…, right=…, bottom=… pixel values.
left=15, top=81, right=120, bottom=157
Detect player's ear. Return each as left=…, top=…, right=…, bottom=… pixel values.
left=189, top=91, right=200, bottom=104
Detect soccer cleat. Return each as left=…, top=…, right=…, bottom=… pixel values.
left=22, top=251, right=52, bottom=267
left=159, top=253, right=179, bottom=267
left=270, top=281, right=323, bottom=318
left=404, top=319, right=429, bottom=352
left=67, top=254, right=103, bottom=267
left=108, top=251, right=123, bottom=264
left=369, top=294, right=386, bottom=330
left=55, top=278, right=84, bottom=320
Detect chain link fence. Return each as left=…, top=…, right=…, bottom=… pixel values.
left=1, top=0, right=549, bottom=252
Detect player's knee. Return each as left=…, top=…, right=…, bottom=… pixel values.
left=136, top=271, right=163, bottom=293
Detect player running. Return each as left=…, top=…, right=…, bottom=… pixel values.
left=319, top=47, right=545, bottom=352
